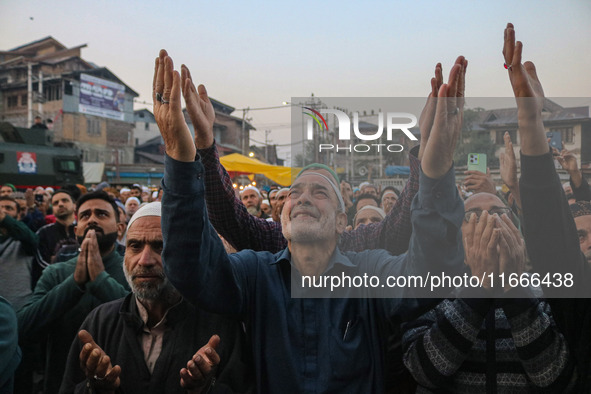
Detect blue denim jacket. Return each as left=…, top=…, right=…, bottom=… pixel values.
left=162, top=154, right=465, bottom=393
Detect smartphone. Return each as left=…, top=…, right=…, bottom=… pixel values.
left=467, top=153, right=487, bottom=173
left=35, top=194, right=44, bottom=203
left=546, top=131, right=563, bottom=151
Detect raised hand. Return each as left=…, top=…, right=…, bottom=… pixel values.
left=499, top=132, right=521, bottom=208
left=556, top=147, right=583, bottom=188
left=180, top=335, right=221, bottom=393
left=421, top=56, right=468, bottom=179
left=497, top=213, right=526, bottom=292
left=417, top=62, right=443, bottom=161
left=181, top=65, right=216, bottom=149
left=78, top=330, right=121, bottom=393
left=153, top=49, right=196, bottom=162
left=85, top=230, right=105, bottom=281
left=463, top=211, right=500, bottom=290
left=502, top=23, right=547, bottom=155
left=463, top=169, right=496, bottom=194
left=74, top=234, right=90, bottom=286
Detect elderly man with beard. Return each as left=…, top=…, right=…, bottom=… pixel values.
left=240, top=186, right=268, bottom=219
left=60, top=203, right=252, bottom=394
left=154, top=50, right=466, bottom=392
left=18, top=191, right=129, bottom=394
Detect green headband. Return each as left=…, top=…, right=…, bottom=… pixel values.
left=297, top=163, right=339, bottom=185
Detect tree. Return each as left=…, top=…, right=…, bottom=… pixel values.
left=454, top=108, right=499, bottom=168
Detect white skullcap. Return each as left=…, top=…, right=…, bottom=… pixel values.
left=152, top=191, right=158, bottom=199
left=120, top=187, right=131, bottom=193
left=262, top=199, right=270, bottom=205
left=354, top=205, right=386, bottom=224
left=142, top=186, right=149, bottom=193
left=127, top=202, right=161, bottom=233
left=240, top=186, right=261, bottom=197
left=125, top=197, right=140, bottom=207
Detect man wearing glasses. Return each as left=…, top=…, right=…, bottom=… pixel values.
left=402, top=191, right=574, bottom=392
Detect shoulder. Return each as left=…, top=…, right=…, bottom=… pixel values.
left=40, top=257, right=77, bottom=279
left=84, top=297, right=127, bottom=327
left=36, top=223, right=56, bottom=236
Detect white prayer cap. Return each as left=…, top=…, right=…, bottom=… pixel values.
left=125, top=197, right=140, bottom=207
left=240, top=186, right=261, bottom=197
left=127, top=202, right=161, bottom=233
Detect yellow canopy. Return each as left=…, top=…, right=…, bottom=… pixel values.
left=219, top=153, right=301, bottom=186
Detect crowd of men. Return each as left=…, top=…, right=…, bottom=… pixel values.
left=1, top=23, right=591, bottom=393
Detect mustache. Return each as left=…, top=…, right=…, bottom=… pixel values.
left=83, top=224, right=104, bottom=236
left=131, top=268, right=165, bottom=280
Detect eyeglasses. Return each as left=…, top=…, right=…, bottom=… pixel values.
left=463, top=207, right=513, bottom=223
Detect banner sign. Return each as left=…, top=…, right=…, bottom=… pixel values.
left=79, top=73, right=126, bottom=121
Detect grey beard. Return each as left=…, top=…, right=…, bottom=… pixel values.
left=124, top=268, right=180, bottom=302
left=247, top=206, right=261, bottom=216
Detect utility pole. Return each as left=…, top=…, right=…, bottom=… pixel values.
left=27, top=63, right=33, bottom=127
left=241, top=107, right=250, bottom=155
left=38, top=70, right=43, bottom=119
left=265, top=129, right=271, bottom=162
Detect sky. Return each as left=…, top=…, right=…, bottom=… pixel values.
left=1, top=0, right=590, bottom=163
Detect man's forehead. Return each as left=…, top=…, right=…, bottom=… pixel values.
left=575, top=215, right=591, bottom=229
left=0, top=201, right=16, bottom=208
left=292, top=173, right=334, bottom=190
left=79, top=199, right=115, bottom=214
left=52, top=192, right=71, bottom=202
left=127, top=216, right=162, bottom=237
left=464, top=192, right=505, bottom=211
left=301, top=169, right=337, bottom=185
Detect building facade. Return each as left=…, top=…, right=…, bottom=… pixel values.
left=0, top=37, right=138, bottom=168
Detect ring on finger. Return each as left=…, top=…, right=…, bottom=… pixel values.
left=504, top=62, right=512, bottom=71
left=155, top=92, right=164, bottom=103
left=448, top=107, right=459, bottom=116
left=93, top=374, right=106, bottom=381
left=161, top=97, right=170, bottom=104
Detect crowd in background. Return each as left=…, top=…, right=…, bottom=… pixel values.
left=1, top=22, right=591, bottom=394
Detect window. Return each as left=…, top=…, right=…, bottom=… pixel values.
left=145, top=122, right=149, bottom=131
left=64, top=81, right=73, bottom=95
left=21, top=94, right=27, bottom=106
left=551, top=127, right=574, bottom=144
left=43, top=84, right=62, bottom=102
left=56, top=159, right=78, bottom=172
left=6, top=96, right=18, bottom=108
left=87, top=118, right=101, bottom=136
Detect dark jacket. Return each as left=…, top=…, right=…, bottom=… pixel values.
left=18, top=250, right=129, bottom=394
left=60, top=294, right=254, bottom=394
left=520, top=151, right=591, bottom=392
left=34, top=221, right=76, bottom=286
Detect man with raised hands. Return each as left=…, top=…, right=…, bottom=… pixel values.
left=154, top=49, right=467, bottom=392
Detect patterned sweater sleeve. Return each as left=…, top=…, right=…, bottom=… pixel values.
left=500, top=288, right=575, bottom=391
left=401, top=289, right=492, bottom=389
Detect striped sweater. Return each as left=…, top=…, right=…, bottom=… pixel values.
left=402, top=286, right=575, bottom=393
